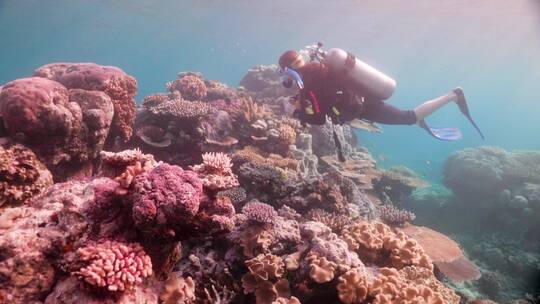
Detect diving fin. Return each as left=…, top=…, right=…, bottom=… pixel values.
left=418, top=119, right=463, bottom=141
left=454, top=87, right=485, bottom=139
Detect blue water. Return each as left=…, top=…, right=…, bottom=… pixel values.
left=1, top=0, right=539, bottom=183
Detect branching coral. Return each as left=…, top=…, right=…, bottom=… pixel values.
left=377, top=204, right=416, bottom=226
left=141, top=93, right=169, bottom=109
left=72, top=241, right=153, bottom=292
left=166, top=75, right=207, bottom=101
left=190, top=152, right=239, bottom=191
left=307, top=208, right=352, bottom=233
left=242, top=201, right=278, bottom=225
left=160, top=273, right=196, bottom=304
left=0, top=143, right=53, bottom=206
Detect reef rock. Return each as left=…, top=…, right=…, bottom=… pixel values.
left=239, top=65, right=296, bottom=99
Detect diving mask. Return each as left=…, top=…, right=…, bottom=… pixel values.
left=279, top=67, right=304, bottom=89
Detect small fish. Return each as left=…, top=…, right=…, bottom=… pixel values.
left=425, top=160, right=431, bottom=165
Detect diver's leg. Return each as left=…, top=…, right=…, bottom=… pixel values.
left=361, top=98, right=417, bottom=125
left=413, top=90, right=458, bottom=122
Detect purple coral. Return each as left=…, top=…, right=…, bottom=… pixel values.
left=73, top=241, right=152, bottom=291
left=130, top=164, right=203, bottom=227
left=242, top=200, right=277, bottom=224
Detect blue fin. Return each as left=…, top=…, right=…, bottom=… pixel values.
left=429, top=127, right=463, bottom=141
left=418, top=119, right=462, bottom=141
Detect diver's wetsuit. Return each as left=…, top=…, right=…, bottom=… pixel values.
left=295, top=62, right=417, bottom=126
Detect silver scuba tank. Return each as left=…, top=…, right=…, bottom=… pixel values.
left=324, top=48, right=396, bottom=100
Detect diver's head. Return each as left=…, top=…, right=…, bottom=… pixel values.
left=278, top=50, right=305, bottom=89
left=279, top=50, right=305, bottom=70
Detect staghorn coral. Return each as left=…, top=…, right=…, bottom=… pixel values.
left=377, top=204, right=416, bottom=226
left=341, top=221, right=433, bottom=270
left=166, top=74, right=207, bottom=101
left=190, top=152, right=239, bottom=191
left=34, top=62, right=137, bottom=141
left=160, top=273, right=196, bottom=304
left=0, top=143, right=53, bottom=206
left=336, top=267, right=370, bottom=304
left=242, top=201, right=278, bottom=225
left=306, top=253, right=337, bottom=283
left=72, top=241, right=153, bottom=292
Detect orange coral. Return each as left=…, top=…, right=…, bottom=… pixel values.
left=306, top=253, right=337, bottom=284
left=160, top=274, right=196, bottom=304
left=336, top=267, right=369, bottom=304
left=242, top=254, right=290, bottom=304
left=278, top=124, right=296, bottom=147
left=370, top=268, right=446, bottom=304
left=190, top=152, right=239, bottom=190
left=341, top=221, right=433, bottom=271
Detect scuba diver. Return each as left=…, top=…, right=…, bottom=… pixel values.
left=278, top=44, right=484, bottom=161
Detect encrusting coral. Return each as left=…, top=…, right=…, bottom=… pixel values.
left=72, top=241, right=153, bottom=292
left=0, top=143, right=53, bottom=206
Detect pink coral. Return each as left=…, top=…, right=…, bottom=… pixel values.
left=130, top=164, right=203, bottom=228
left=242, top=200, right=278, bottom=224
left=0, top=77, right=115, bottom=179
left=73, top=241, right=153, bottom=291
left=190, top=152, right=239, bottom=190
left=34, top=62, right=137, bottom=141
left=166, top=75, right=207, bottom=101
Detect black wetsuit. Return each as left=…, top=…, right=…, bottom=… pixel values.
left=295, top=62, right=417, bottom=126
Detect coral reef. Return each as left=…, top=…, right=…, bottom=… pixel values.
left=2, top=64, right=507, bottom=304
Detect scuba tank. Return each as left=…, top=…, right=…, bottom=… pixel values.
left=305, top=43, right=396, bottom=100
left=324, top=48, right=396, bottom=100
